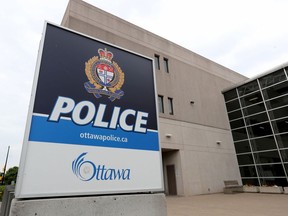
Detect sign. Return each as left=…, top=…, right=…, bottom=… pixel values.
left=15, top=23, right=163, bottom=198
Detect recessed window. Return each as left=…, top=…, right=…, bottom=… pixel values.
left=158, top=95, right=164, bottom=113
left=163, top=58, right=169, bottom=73
left=168, top=97, right=174, bottom=115
left=154, top=54, right=160, bottom=70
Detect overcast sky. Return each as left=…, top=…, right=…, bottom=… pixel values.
left=1, top=0, right=288, bottom=169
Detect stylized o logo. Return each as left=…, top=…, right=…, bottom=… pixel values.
left=72, top=152, right=96, bottom=181
left=78, top=161, right=96, bottom=181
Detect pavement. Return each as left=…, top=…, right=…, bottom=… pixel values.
left=1, top=193, right=288, bottom=215
left=166, top=193, right=288, bottom=216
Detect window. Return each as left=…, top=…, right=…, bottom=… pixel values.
left=154, top=54, right=160, bottom=70
left=225, top=99, right=240, bottom=112
left=259, top=69, right=286, bottom=88
left=158, top=95, right=164, bottom=113
left=163, top=58, right=169, bottom=73
left=168, top=97, right=174, bottom=115
left=237, top=80, right=259, bottom=96
left=224, top=89, right=238, bottom=101
left=240, top=92, right=263, bottom=108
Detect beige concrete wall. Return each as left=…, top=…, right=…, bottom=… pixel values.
left=160, top=118, right=241, bottom=195
left=61, top=0, right=246, bottom=195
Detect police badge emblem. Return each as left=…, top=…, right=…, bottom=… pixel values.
left=84, top=48, right=124, bottom=101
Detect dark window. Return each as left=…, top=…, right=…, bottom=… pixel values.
left=242, top=178, right=259, bottom=186
left=276, top=134, right=288, bottom=149
left=259, top=69, right=286, bottom=88
left=228, top=110, right=243, bottom=121
left=237, top=154, right=254, bottom=165
left=237, top=80, right=259, bottom=96
left=260, top=178, right=288, bottom=187
left=163, top=58, right=169, bottom=73
left=240, top=166, right=257, bottom=177
left=158, top=95, right=164, bottom=113
left=266, top=95, right=288, bottom=110
left=242, top=103, right=266, bottom=116
left=284, top=164, right=288, bottom=175
left=229, top=118, right=245, bottom=129
left=247, top=122, right=273, bottom=138
left=269, top=106, right=288, bottom=120
left=154, top=54, right=160, bottom=70
left=234, top=140, right=251, bottom=154
left=254, top=151, right=281, bottom=164
left=280, top=149, right=288, bottom=162
left=240, top=92, right=263, bottom=108
left=232, top=128, right=248, bottom=141
left=223, top=89, right=238, bottom=101
left=262, top=81, right=288, bottom=100
left=245, top=112, right=269, bottom=126
left=257, top=164, right=285, bottom=177
left=250, top=136, right=277, bottom=152
left=168, top=97, right=174, bottom=115
left=226, top=99, right=240, bottom=112
left=272, top=117, right=288, bottom=134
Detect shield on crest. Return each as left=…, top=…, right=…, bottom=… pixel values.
left=96, top=63, right=114, bottom=85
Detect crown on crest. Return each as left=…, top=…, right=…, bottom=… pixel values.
left=98, top=48, right=113, bottom=63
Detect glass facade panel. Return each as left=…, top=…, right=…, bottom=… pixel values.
left=232, top=128, right=248, bottom=141
left=257, top=164, right=285, bottom=177
left=240, top=92, right=263, bottom=107
left=269, top=106, right=288, bottom=120
left=237, top=154, right=254, bottom=165
left=234, top=140, right=251, bottom=154
left=237, top=80, right=259, bottom=96
left=228, top=110, right=242, bottom=120
left=250, top=136, right=277, bottom=151
left=262, top=81, right=288, bottom=100
left=247, top=122, right=272, bottom=138
left=285, top=164, right=288, bottom=175
left=242, top=178, right=259, bottom=186
left=223, top=89, right=238, bottom=101
left=260, top=178, right=288, bottom=187
left=224, top=67, right=288, bottom=187
left=254, top=151, right=281, bottom=164
left=266, top=95, right=288, bottom=110
left=280, top=149, right=288, bottom=162
left=226, top=99, right=240, bottom=112
left=245, top=112, right=269, bottom=126
left=276, top=134, right=288, bottom=148
left=242, top=103, right=265, bottom=116
left=272, top=117, right=288, bottom=134
left=240, top=166, right=257, bottom=177
left=259, top=69, right=286, bottom=88
left=229, top=118, right=245, bottom=129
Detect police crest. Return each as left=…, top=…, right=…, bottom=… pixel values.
left=84, top=48, right=124, bottom=101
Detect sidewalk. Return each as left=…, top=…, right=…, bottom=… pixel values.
left=166, top=193, right=288, bottom=216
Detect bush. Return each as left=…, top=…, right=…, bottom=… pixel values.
left=0, top=185, right=5, bottom=201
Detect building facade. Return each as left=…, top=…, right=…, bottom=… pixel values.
left=223, top=64, right=288, bottom=187
left=61, top=0, right=247, bottom=195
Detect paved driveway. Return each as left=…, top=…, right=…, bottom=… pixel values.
left=166, top=193, right=288, bottom=216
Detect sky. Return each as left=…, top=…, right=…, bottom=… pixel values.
left=1, top=0, right=288, bottom=169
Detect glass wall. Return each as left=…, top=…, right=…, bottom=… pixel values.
left=223, top=67, right=288, bottom=186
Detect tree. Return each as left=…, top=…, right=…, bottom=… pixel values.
left=4, top=166, right=18, bottom=185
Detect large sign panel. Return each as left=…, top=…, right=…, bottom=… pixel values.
left=15, top=23, right=163, bottom=198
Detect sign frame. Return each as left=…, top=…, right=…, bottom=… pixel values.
left=15, top=22, right=164, bottom=198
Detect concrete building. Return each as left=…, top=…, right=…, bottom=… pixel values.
left=61, top=0, right=247, bottom=195
left=223, top=63, right=288, bottom=187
